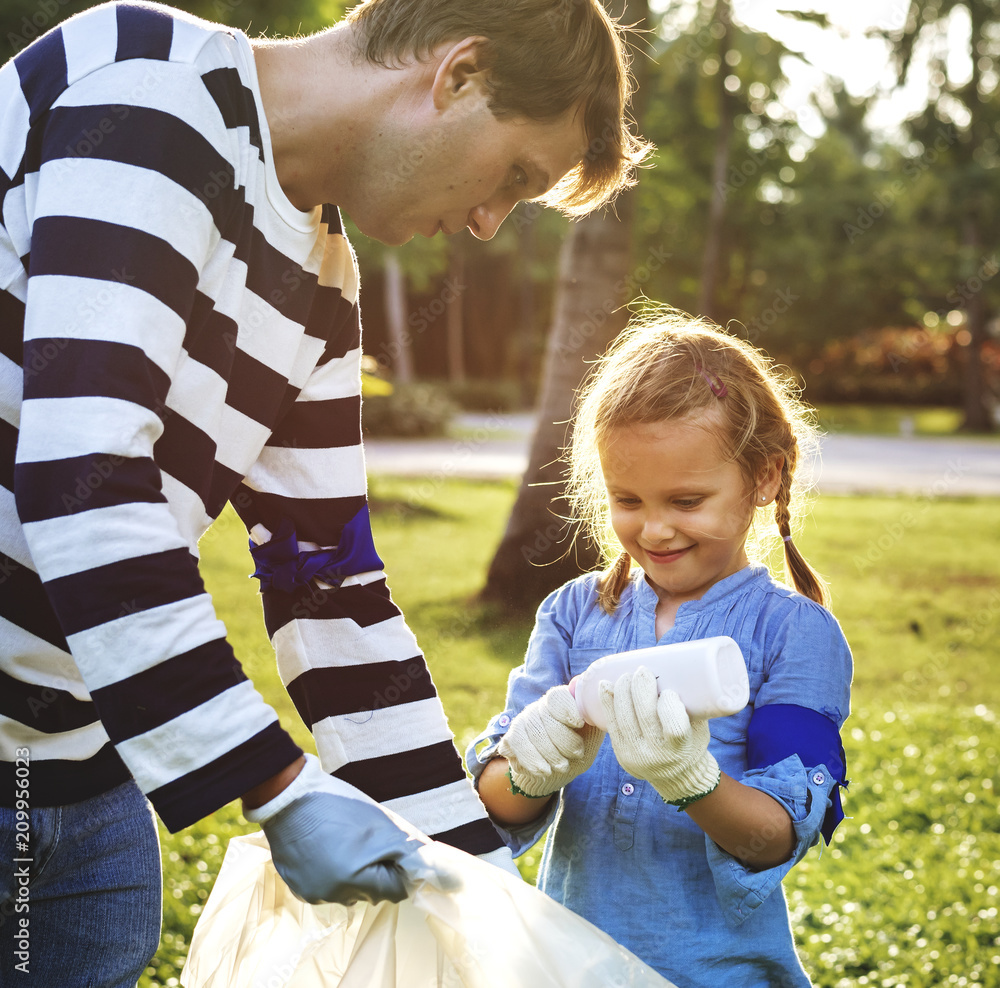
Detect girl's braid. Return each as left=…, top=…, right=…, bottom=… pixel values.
left=774, top=434, right=827, bottom=606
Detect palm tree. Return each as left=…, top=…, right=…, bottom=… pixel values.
left=481, top=0, right=649, bottom=610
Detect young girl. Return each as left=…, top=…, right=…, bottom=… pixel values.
left=467, top=311, right=852, bottom=986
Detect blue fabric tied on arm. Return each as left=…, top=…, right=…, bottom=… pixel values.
left=746, top=703, right=848, bottom=844
left=249, top=506, right=384, bottom=594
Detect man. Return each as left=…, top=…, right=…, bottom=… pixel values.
left=0, top=0, right=648, bottom=983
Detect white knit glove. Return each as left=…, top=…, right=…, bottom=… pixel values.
left=600, top=667, right=721, bottom=808
left=497, top=685, right=605, bottom=798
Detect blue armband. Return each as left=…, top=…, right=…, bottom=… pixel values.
left=747, top=703, right=848, bottom=843
left=249, top=505, right=384, bottom=594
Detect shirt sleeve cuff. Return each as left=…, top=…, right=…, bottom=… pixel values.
left=705, top=753, right=843, bottom=927
left=465, top=715, right=557, bottom=857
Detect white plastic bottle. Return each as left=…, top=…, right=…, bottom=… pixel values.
left=570, top=636, right=749, bottom=729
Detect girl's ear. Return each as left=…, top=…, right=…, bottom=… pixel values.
left=758, top=454, right=784, bottom=503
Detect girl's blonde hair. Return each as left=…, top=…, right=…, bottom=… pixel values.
left=567, top=308, right=827, bottom=611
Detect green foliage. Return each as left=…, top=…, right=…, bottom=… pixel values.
left=348, top=223, right=452, bottom=294
left=636, top=7, right=803, bottom=325
left=4, top=0, right=997, bottom=408
left=361, top=354, right=393, bottom=396
left=361, top=382, right=458, bottom=437
left=0, top=0, right=345, bottom=53
left=431, top=378, right=524, bottom=413
left=624, top=2, right=1000, bottom=392
left=147, top=481, right=1000, bottom=986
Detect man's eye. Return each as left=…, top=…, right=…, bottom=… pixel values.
left=512, top=167, right=528, bottom=188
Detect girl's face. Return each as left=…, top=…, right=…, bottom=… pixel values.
left=600, top=410, right=779, bottom=610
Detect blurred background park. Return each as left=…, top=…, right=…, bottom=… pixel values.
left=2, top=0, right=998, bottom=984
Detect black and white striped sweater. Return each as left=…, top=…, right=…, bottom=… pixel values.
left=0, top=0, right=505, bottom=862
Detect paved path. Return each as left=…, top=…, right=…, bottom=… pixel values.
left=364, top=413, right=1000, bottom=497
left=802, top=433, right=1000, bottom=497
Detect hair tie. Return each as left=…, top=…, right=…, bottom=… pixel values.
left=782, top=535, right=793, bottom=543
left=696, top=366, right=727, bottom=398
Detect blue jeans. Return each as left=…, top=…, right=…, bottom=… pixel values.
left=0, top=780, right=161, bottom=987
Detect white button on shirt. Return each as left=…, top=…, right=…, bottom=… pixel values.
left=621, top=783, right=635, bottom=796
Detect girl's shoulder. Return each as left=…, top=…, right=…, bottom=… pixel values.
left=736, top=571, right=853, bottom=721
left=745, top=565, right=836, bottom=617
left=534, top=570, right=639, bottom=643
left=538, top=570, right=606, bottom=618
left=544, top=567, right=605, bottom=595
left=742, top=569, right=852, bottom=665
left=545, top=568, right=649, bottom=611
left=718, top=565, right=846, bottom=647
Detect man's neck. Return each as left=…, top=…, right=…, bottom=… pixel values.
left=251, top=25, right=362, bottom=211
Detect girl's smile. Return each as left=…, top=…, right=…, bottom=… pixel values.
left=643, top=544, right=694, bottom=563
left=600, top=408, right=781, bottom=624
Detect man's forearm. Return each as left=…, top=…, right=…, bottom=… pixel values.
left=242, top=755, right=306, bottom=811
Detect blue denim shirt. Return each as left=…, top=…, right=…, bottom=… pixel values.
left=467, top=564, right=853, bottom=987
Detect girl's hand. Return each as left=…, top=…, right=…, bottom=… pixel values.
left=497, top=685, right=605, bottom=797
left=600, top=667, right=721, bottom=807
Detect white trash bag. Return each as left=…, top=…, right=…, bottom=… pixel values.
left=180, top=830, right=676, bottom=988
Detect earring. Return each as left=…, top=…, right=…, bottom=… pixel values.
left=760, top=495, right=767, bottom=503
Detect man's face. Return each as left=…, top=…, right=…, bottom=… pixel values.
left=348, top=84, right=588, bottom=246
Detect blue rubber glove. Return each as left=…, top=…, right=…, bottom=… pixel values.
left=244, top=754, right=419, bottom=905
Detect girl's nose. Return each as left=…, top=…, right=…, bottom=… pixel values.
left=642, top=513, right=676, bottom=545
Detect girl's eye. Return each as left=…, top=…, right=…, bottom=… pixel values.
left=612, top=495, right=640, bottom=507
left=675, top=498, right=704, bottom=509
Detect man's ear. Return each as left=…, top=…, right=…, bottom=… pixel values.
left=431, top=36, right=490, bottom=110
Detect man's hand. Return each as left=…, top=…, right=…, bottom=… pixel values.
left=498, top=685, right=605, bottom=797
left=244, top=754, right=419, bottom=904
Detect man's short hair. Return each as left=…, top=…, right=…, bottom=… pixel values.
left=345, top=0, right=651, bottom=215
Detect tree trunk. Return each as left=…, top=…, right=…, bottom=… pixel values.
left=384, top=251, right=413, bottom=384
left=481, top=192, right=636, bottom=609
left=956, top=9, right=994, bottom=435
left=480, top=0, right=649, bottom=611
left=697, top=0, right=734, bottom=321
left=446, top=244, right=466, bottom=384
left=959, top=215, right=994, bottom=432
left=516, top=204, right=538, bottom=408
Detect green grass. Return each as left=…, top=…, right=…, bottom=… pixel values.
left=143, top=480, right=1000, bottom=987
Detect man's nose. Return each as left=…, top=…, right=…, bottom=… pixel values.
left=466, top=196, right=518, bottom=241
